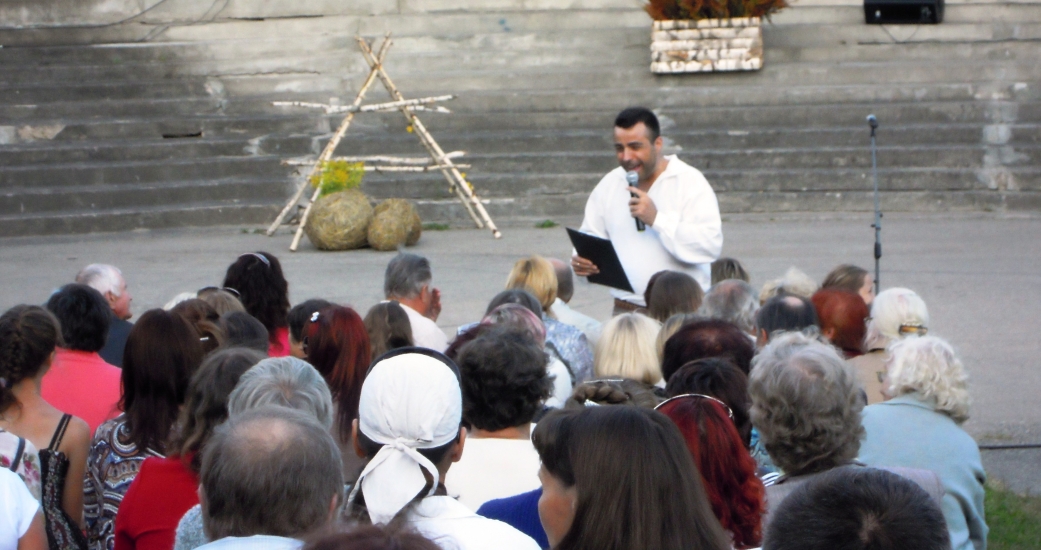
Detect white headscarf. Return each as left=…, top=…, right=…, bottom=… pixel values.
left=349, top=351, right=462, bottom=525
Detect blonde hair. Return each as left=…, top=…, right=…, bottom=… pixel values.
left=886, top=336, right=970, bottom=424
left=505, top=256, right=557, bottom=312
left=595, top=313, right=662, bottom=385
left=864, top=288, right=929, bottom=351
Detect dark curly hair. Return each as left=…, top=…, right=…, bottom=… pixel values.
left=456, top=327, right=552, bottom=432
left=45, top=283, right=110, bottom=352
left=565, top=378, right=663, bottom=409
left=222, top=252, right=290, bottom=338
left=661, top=319, right=756, bottom=381
left=0, top=305, right=63, bottom=412
left=171, top=299, right=224, bottom=354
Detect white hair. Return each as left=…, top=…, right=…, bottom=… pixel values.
left=75, top=264, right=124, bottom=296
left=864, top=288, right=929, bottom=350
left=759, top=267, right=818, bottom=305
left=886, top=336, right=970, bottom=424
left=163, top=292, right=197, bottom=311
left=594, top=313, right=662, bottom=385
left=229, top=357, right=334, bottom=429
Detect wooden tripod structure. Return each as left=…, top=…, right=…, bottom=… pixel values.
left=266, top=34, right=502, bottom=251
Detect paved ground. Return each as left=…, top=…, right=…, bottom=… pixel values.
left=2, top=211, right=1039, bottom=493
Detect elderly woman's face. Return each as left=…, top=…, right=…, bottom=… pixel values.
left=538, top=464, right=577, bottom=547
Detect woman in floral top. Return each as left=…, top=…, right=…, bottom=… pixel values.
left=0, top=428, right=42, bottom=500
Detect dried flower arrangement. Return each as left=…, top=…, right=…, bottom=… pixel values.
left=645, top=0, right=789, bottom=21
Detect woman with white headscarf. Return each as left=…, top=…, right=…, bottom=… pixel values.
left=347, top=348, right=539, bottom=550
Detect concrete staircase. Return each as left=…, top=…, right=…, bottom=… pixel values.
left=0, top=0, right=1039, bottom=236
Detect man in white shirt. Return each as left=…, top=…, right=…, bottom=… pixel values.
left=572, top=107, right=722, bottom=313
left=196, top=408, right=343, bottom=550
left=384, top=253, right=448, bottom=352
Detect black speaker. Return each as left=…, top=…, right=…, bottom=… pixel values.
left=864, top=0, right=944, bottom=24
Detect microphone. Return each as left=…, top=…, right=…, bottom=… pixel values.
left=867, top=114, right=878, bottom=137
left=625, top=171, right=645, bottom=232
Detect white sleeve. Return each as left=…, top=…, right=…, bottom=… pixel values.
left=0, top=468, right=40, bottom=542
left=650, top=179, right=723, bottom=265
left=578, top=176, right=611, bottom=240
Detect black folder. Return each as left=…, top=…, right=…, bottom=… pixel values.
left=566, top=228, right=634, bottom=293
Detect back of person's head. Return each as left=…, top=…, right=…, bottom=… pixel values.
left=811, top=288, right=868, bottom=357
left=457, top=326, right=551, bottom=431
left=656, top=395, right=765, bottom=549
left=0, top=305, right=62, bottom=412
left=749, top=332, right=864, bottom=475
left=46, top=283, right=110, bottom=352
left=288, top=299, right=334, bottom=344
left=655, top=312, right=701, bottom=361
left=196, top=288, right=246, bottom=316
left=305, top=525, right=441, bottom=550
left=646, top=271, right=704, bottom=323
left=755, top=294, right=820, bottom=341
left=75, top=263, right=124, bottom=297
left=615, top=106, right=661, bottom=141
left=532, top=406, right=731, bottom=550
left=594, top=313, right=662, bottom=385
left=200, top=407, right=343, bottom=540
left=171, top=298, right=224, bottom=354
left=711, top=257, right=750, bottom=285
left=864, top=287, right=929, bottom=350
left=228, top=357, right=334, bottom=429
left=759, top=267, right=818, bottom=304
left=665, top=358, right=752, bottom=446
left=549, top=258, right=575, bottom=303
left=699, top=279, right=758, bottom=334
left=763, top=467, right=950, bottom=550
left=821, top=264, right=870, bottom=294
left=121, top=309, right=205, bottom=453
left=363, top=301, right=413, bottom=360
left=886, top=336, right=970, bottom=424
left=505, top=255, right=558, bottom=312
left=169, top=347, right=266, bottom=472
left=481, top=303, right=546, bottom=345
left=350, top=349, right=463, bottom=525
left=484, top=289, right=542, bottom=317
left=305, top=305, right=371, bottom=440
left=564, top=378, right=662, bottom=409
left=222, top=251, right=289, bottom=333
left=384, top=253, right=432, bottom=300
left=661, top=319, right=755, bottom=381
left=219, top=311, right=270, bottom=353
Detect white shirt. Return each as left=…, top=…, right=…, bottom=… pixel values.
left=0, top=468, right=39, bottom=550
left=579, top=156, right=722, bottom=304
left=545, top=357, right=574, bottom=409
left=408, top=495, right=541, bottom=550
left=549, top=298, right=602, bottom=346
left=196, top=535, right=302, bottom=550
left=399, top=303, right=449, bottom=352
left=445, top=438, right=542, bottom=511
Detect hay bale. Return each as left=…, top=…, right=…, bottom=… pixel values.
left=304, top=189, right=373, bottom=251
left=368, top=199, right=420, bottom=251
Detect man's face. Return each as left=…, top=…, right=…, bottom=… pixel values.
left=109, top=277, right=133, bottom=320
left=614, top=122, right=662, bottom=182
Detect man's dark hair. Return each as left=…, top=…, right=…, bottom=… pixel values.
left=763, top=467, right=950, bottom=550
left=219, top=311, right=269, bottom=353
left=484, top=289, right=542, bottom=317
left=457, top=327, right=552, bottom=432
left=615, top=107, right=661, bottom=142
left=661, top=319, right=755, bottom=380
left=756, top=295, right=819, bottom=339
left=45, top=283, right=111, bottom=352
left=288, top=299, right=334, bottom=342
left=665, top=358, right=752, bottom=447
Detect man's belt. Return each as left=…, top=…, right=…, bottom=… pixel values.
left=613, top=298, right=641, bottom=313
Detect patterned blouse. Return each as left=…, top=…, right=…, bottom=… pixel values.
left=0, top=428, right=42, bottom=500
left=543, top=317, right=595, bottom=384
left=84, top=415, right=163, bottom=550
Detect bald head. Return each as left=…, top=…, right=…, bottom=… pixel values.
left=548, top=258, right=574, bottom=303
left=755, top=294, right=819, bottom=345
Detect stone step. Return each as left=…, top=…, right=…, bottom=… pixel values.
left=48, top=114, right=330, bottom=142
left=0, top=79, right=214, bottom=104
left=0, top=156, right=288, bottom=189
left=0, top=97, right=225, bottom=122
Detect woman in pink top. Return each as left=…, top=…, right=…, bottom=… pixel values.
left=222, top=252, right=291, bottom=357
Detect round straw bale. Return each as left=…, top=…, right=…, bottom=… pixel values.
left=304, top=189, right=373, bottom=250
left=368, top=199, right=420, bottom=251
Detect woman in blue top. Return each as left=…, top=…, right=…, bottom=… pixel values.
left=858, top=336, right=987, bottom=550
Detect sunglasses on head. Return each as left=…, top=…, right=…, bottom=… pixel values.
left=198, top=286, right=241, bottom=298
left=654, top=393, right=734, bottom=420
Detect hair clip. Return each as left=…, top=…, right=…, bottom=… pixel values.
left=310, top=311, right=320, bottom=322
left=239, top=252, right=271, bottom=268
left=898, top=323, right=928, bottom=336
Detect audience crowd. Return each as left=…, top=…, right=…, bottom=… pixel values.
left=0, top=251, right=987, bottom=550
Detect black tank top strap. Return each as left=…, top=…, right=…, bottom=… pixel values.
left=8, top=435, right=25, bottom=472
left=47, top=413, right=72, bottom=451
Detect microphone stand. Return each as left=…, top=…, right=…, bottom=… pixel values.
left=868, top=114, right=881, bottom=294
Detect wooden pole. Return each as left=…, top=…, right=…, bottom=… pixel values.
left=357, top=36, right=502, bottom=239
left=273, top=95, right=455, bottom=115
left=265, top=37, right=392, bottom=237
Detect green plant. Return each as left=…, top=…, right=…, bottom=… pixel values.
left=422, top=222, right=451, bottom=231
left=310, top=160, right=364, bottom=198
left=645, top=0, right=788, bottom=21
left=535, top=219, right=559, bottom=228
left=986, top=481, right=1041, bottom=550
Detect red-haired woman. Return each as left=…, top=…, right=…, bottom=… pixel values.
left=811, top=288, right=869, bottom=359
left=656, top=394, right=765, bottom=549
left=304, top=305, right=372, bottom=485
